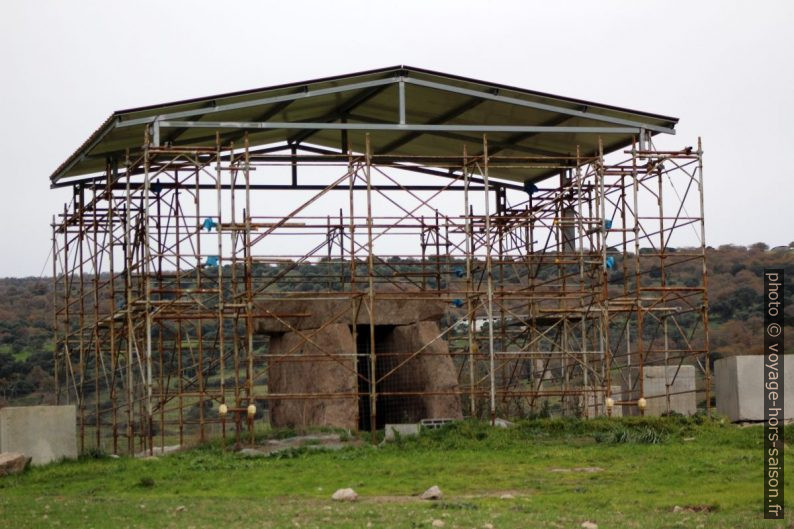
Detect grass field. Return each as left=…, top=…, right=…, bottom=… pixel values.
left=0, top=417, right=790, bottom=529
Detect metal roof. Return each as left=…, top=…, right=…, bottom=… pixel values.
left=51, top=65, right=678, bottom=186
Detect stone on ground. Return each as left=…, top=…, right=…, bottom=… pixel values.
left=0, top=452, right=30, bottom=476
left=432, top=520, right=445, bottom=528
left=420, top=485, right=443, bottom=500
left=135, top=444, right=181, bottom=458
left=331, top=488, right=358, bottom=501
left=581, top=522, right=598, bottom=529
left=238, top=448, right=267, bottom=457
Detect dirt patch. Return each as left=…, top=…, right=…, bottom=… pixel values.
left=549, top=467, right=603, bottom=473
left=672, top=504, right=718, bottom=513
left=360, top=495, right=421, bottom=504
left=240, top=433, right=361, bottom=457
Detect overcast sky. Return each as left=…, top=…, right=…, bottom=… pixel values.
left=0, top=0, right=792, bottom=277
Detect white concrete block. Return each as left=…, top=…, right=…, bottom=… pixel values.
left=0, top=405, right=77, bottom=465
left=715, top=355, right=794, bottom=422
left=384, top=423, right=420, bottom=441
left=622, top=366, right=697, bottom=416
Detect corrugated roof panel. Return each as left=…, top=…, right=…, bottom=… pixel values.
left=51, top=66, right=677, bottom=185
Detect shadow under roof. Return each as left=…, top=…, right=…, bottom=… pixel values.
left=51, top=65, right=678, bottom=186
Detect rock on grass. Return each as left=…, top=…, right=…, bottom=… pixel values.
left=420, top=485, right=443, bottom=500
left=331, top=488, right=358, bottom=501
left=0, top=452, right=30, bottom=476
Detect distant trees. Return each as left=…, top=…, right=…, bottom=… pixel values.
left=706, top=244, right=793, bottom=356
left=0, top=244, right=791, bottom=403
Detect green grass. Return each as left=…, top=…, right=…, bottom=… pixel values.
left=0, top=417, right=791, bottom=528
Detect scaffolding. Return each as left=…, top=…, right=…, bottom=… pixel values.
left=50, top=68, right=710, bottom=454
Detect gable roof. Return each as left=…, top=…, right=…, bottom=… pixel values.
left=51, top=65, right=678, bottom=186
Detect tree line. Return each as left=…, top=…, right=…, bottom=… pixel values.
left=0, top=243, right=791, bottom=403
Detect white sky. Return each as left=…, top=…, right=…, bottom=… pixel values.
left=0, top=0, right=792, bottom=277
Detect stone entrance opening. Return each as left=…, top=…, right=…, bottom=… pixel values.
left=356, top=322, right=463, bottom=430
left=258, top=297, right=463, bottom=431
left=356, top=325, right=397, bottom=431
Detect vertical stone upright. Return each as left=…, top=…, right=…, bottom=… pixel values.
left=267, top=324, right=358, bottom=429
left=381, top=321, right=464, bottom=421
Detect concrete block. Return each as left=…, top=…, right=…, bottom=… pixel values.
left=0, top=405, right=77, bottom=465
left=715, top=355, right=794, bottom=422
left=622, top=366, right=697, bottom=416
left=384, top=423, right=420, bottom=441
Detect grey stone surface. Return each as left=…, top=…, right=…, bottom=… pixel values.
left=0, top=405, right=77, bottom=465
left=384, top=423, right=420, bottom=441
left=267, top=323, right=358, bottom=430
left=621, top=366, right=697, bottom=416
left=255, top=296, right=447, bottom=333
left=715, top=355, right=794, bottom=422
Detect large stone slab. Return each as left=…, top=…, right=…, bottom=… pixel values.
left=267, top=323, right=358, bottom=430
left=266, top=319, right=462, bottom=430
left=379, top=321, right=463, bottom=422
left=621, top=366, right=697, bottom=416
left=0, top=405, right=77, bottom=465
left=715, top=355, right=794, bottom=422
left=255, top=296, right=447, bottom=333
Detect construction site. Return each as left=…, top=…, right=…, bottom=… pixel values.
left=49, top=66, right=711, bottom=454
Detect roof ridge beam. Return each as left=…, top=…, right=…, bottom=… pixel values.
left=156, top=121, right=641, bottom=134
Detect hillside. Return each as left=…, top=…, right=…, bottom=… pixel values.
left=1, top=243, right=791, bottom=402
